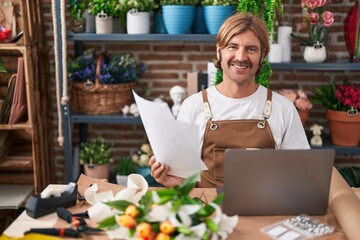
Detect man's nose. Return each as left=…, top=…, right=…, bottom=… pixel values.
left=234, top=48, right=247, bottom=61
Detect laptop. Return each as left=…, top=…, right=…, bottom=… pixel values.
left=221, top=149, right=335, bottom=216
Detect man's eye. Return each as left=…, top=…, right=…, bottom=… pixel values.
left=227, top=45, right=237, bottom=50
left=247, top=47, right=257, bottom=53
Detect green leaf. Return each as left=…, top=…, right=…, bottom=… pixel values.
left=0, top=58, right=6, bottom=73
left=97, top=215, right=118, bottom=229
left=177, top=226, right=192, bottom=235
left=205, top=219, right=219, bottom=232
left=177, top=172, right=199, bottom=195
left=105, top=200, right=132, bottom=211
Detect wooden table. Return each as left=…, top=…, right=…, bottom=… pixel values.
left=4, top=169, right=360, bottom=240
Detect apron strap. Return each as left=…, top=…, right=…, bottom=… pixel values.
left=202, top=90, right=213, bottom=121
left=263, top=89, right=272, bottom=120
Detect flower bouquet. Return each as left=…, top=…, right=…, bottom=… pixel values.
left=68, top=50, right=146, bottom=114
left=291, top=0, right=334, bottom=47
left=96, top=173, right=238, bottom=239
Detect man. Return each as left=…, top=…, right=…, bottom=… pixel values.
left=150, top=12, right=310, bottom=188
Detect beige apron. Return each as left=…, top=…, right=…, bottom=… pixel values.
left=198, top=89, right=276, bottom=188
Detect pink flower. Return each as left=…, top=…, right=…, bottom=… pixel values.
left=278, top=89, right=313, bottom=111
left=322, top=11, right=334, bottom=27
left=336, top=84, right=360, bottom=109
left=309, top=13, right=320, bottom=24
left=278, top=89, right=297, bottom=103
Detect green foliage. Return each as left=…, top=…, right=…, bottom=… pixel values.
left=201, top=0, right=238, bottom=6
left=0, top=58, right=6, bottom=73
left=312, top=82, right=339, bottom=111
left=159, top=0, right=197, bottom=5
left=117, top=0, right=158, bottom=13
left=80, top=137, right=113, bottom=165
left=68, top=0, right=88, bottom=19
left=237, top=0, right=283, bottom=42
left=213, top=59, right=271, bottom=88
left=338, top=166, right=360, bottom=187
left=117, top=156, right=137, bottom=175
left=88, top=0, right=117, bottom=16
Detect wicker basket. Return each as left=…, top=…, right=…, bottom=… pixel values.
left=70, top=54, right=136, bottom=115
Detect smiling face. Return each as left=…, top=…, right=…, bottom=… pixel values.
left=217, top=30, right=263, bottom=90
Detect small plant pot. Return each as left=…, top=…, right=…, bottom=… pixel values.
left=116, top=174, right=128, bottom=185
left=84, top=164, right=110, bottom=180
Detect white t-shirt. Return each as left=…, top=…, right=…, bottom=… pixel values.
left=177, top=85, right=310, bottom=150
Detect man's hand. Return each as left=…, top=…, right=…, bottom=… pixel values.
left=149, top=156, right=184, bottom=188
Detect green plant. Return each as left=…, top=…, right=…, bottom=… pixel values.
left=312, top=80, right=360, bottom=111
left=80, top=137, right=113, bottom=165
left=237, top=0, right=283, bottom=42
left=118, top=0, right=158, bottom=13
left=89, top=0, right=117, bottom=16
left=202, top=0, right=238, bottom=6
left=159, top=0, right=197, bottom=5
left=69, top=0, right=88, bottom=19
left=117, top=156, right=137, bottom=176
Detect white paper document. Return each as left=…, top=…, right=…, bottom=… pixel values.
left=133, top=91, right=207, bottom=178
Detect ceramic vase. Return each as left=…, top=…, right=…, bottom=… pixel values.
left=95, top=13, right=113, bottom=34
left=326, top=109, right=360, bottom=147
left=162, top=5, right=195, bottom=34
left=303, top=45, right=326, bottom=63
left=203, top=6, right=235, bottom=34
left=127, top=10, right=151, bottom=34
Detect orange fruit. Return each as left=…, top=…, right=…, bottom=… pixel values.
left=116, top=215, right=136, bottom=228
left=125, top=204, right=140, bottom=218
left=136, top=222, right=153, bottom=238
left=155, top=233, right=171, bottom=240
left=159, top=221, right=175, bottom=235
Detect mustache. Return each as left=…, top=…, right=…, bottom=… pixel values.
left=230, top=60, right=252, bottom=68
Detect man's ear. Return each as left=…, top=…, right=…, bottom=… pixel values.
left=216, top=44, right=220, bottom=60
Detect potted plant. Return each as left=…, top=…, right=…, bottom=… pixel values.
left=160, top=0, right=197, bottom=34
left=291, top=0, right=334, bottom=63
left=201, top=0, right=237, bottom=34
left=117, top=0, right=158, bottom=34
left=68, top=0, right=88, bottom=32
left=277, top=89, right=313, bottom=126
left=80, top=137, right=114, bottom=180
left=116, top=156, right=137, bottom=185
left=67, top=50, right=146, bottom=115
left=88, top=0, right=117, bottom=34
left=312, top=81, right=360, bottom=147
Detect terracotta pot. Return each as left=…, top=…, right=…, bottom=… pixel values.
left=298, top=109, right=309, bottom=126
left=84, top=164, right=110, bottom=180
left=326, top=109, right=360, bottom=147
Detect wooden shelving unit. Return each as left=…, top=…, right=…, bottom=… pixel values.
left=0, top=0, right=53, bottom=194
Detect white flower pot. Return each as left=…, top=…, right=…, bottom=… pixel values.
left=127, top=10, right=151, bottom=34
left=303, top=45, right=326, bottom=63
left=116, top=174, right=128, bottom=186
left=95, top=13, right=113, bottom=34
left=268, top=43, right=283, bottom=63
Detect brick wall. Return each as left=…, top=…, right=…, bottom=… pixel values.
left=41, top=0, right=360, bottom=183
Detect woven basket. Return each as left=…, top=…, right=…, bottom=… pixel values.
left=70, top=55, right=136, bottom=115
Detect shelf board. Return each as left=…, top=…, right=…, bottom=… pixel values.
left=0, top=122, right=32, bottom=130
left=270, top=62, right=360, bottom=70
left=71, top=114, right=142, bottom=124
left=67, top=33, right=216, bottom=42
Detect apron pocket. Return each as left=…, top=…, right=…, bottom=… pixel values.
left=212, top=147, right=226, bottom=181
